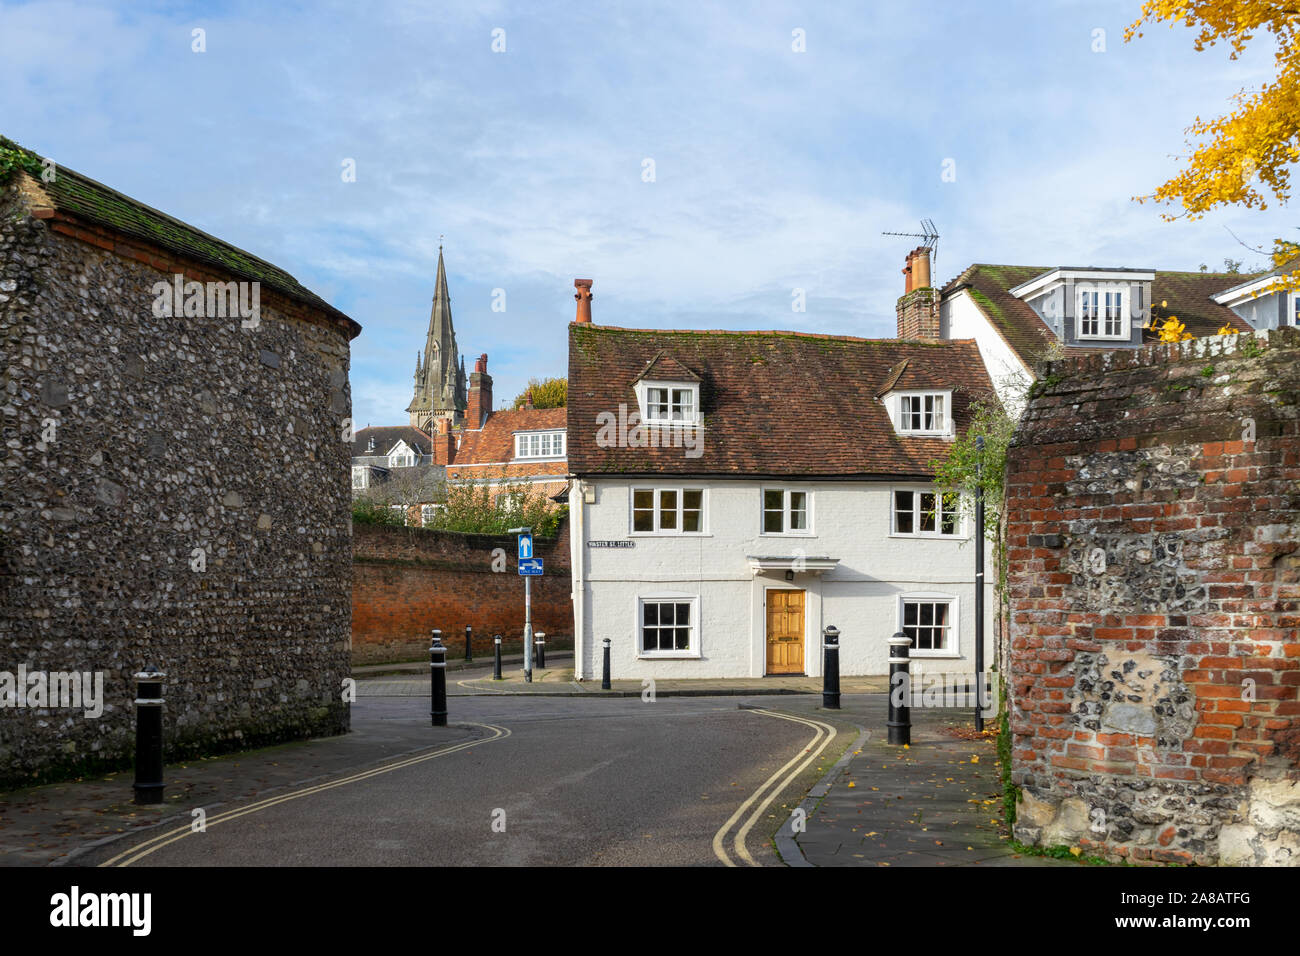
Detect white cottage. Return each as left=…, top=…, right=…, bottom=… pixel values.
left=566, top=296, right=998, bottom=681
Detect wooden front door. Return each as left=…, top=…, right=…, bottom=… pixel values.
left=765, top=589, right=805, bottom=675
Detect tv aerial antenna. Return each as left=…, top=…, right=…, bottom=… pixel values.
left=881, top=219, right=939, bottom=262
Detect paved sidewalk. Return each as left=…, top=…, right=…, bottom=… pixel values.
left=793, top=698, right=1071, bottom=867
left=357, top=663, right=891, bottom=698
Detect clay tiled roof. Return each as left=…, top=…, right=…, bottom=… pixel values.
left=451, top=407, right=567, bottom=466
left=352, top=425, right=432, bottom=459
left=941, top=264, right=1254, bottom=369
left=632, top=352, right=702, bottom=383
left=568, top=324, right=994, bottom=478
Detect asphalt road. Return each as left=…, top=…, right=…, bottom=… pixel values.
left=77, top=694, right=840, bottom=867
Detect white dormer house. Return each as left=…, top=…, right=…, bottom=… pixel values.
left=349, top=426, right=441, bottom=504
left=911, top=247, right=1255, bottom=415
left=568, top=324, right=997, bottom=681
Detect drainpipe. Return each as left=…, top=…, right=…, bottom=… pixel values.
left=572, top=477, right=585, bottom=679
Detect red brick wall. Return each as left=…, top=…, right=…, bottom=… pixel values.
left=352, top=518, right=571, bottom=664
left=1005, top=331, right=1300, bottom=865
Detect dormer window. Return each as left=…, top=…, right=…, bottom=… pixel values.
left=515, top=430, right=566, bottom=460
left=1077, top=284, right=1129, bottom=340
left=644, top=385, right=696, bottom=424
left=634, top=380, right=700, bottom=426
left=1009, top=268, right=1151, bottom=344
left=631, top=354, right=704, bottom=428
left=387, top=440, right=416, bottom=467
left=895, top=392, right=948, bottom=435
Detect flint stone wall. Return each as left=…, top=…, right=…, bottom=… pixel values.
left=1005, top=330, right=1300, bottom=865
left=0, top=182, right=354, bottom=787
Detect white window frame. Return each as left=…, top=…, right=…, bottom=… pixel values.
left=897, top=592, right=960, bottom=658
left=389, top=504, right=409, bottom=526
left=635, top=379, right=700, bottom=426
left=894, top=391, right=951, bottom=436
left=514, top=430, right=566, bottom=460
left=630, top=486, right=707, bottom=535
left=635, top=592, right=701, bottom=659
left=351, top=466, right=368, bottom=490
left=891, top=486, right=964, bottom=538
left=387, top=440, right=416, bottom=468
left=420, top=504, right=443, bottom=526
left=760, top=487, right=813, bottom=536
left=1076, top=283, right=1130, bottom=340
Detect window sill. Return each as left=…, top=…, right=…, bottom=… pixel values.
left=909, top=653, right=962, bottom=659
left=637, top=652, right=702, bottom=660
left=758, top=531, right=816, bottom=538
left=888, top=532, right=968, bottom=541
left=895, top=431, right=952, bottom=439
left=629, top=532, right=711, bottom=538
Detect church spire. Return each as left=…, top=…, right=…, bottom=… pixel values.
left=407, top=243, right=469, bottom=430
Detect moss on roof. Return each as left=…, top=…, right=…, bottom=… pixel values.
left=1, top=135, right=359, bottom=337
left=0, top=138, right=44, bottom=185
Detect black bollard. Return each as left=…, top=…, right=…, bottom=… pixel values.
left=535, top=631, right=546, bottom=670
left=601, top=638, right=611, bottom=690
left=133, top=665, right=166, bottom=804
left=493, top=634, right=503, bottom=681
left=464, top=624, right=473, bottom=663
left=822, top=625, right=841, bottom=709
left=430, top=629, right=447, bottom=727
left=887, top=632, right=912, bottom=746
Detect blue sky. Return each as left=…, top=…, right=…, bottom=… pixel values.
left=2, top=0, right=1294, bottom=427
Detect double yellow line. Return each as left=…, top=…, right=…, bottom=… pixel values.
left=98, top=723, right=511, bottom=867
left=712, top=709, right=836, bottom=867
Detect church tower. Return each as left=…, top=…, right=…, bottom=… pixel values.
left=406, top=245, right=468, bottom=431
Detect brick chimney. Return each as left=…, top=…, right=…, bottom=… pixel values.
left=431, top=416, right=456, bottom=464
left=896, top=247, right=940, bottom=339
left=524, top=387, right=534, bottom=410
left=574, top=279, right=593, bottom=323
left=467, top=353, right=493, bottom=428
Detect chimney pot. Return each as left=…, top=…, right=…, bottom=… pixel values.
left=911, top=248, right=931, bottom=291
left=574, top=279, right=594, bottom=324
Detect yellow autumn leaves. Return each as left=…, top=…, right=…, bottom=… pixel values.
left=1127, top=1, right=1300, bottom=224
left=1146, top=299, right=1195, bottom=342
